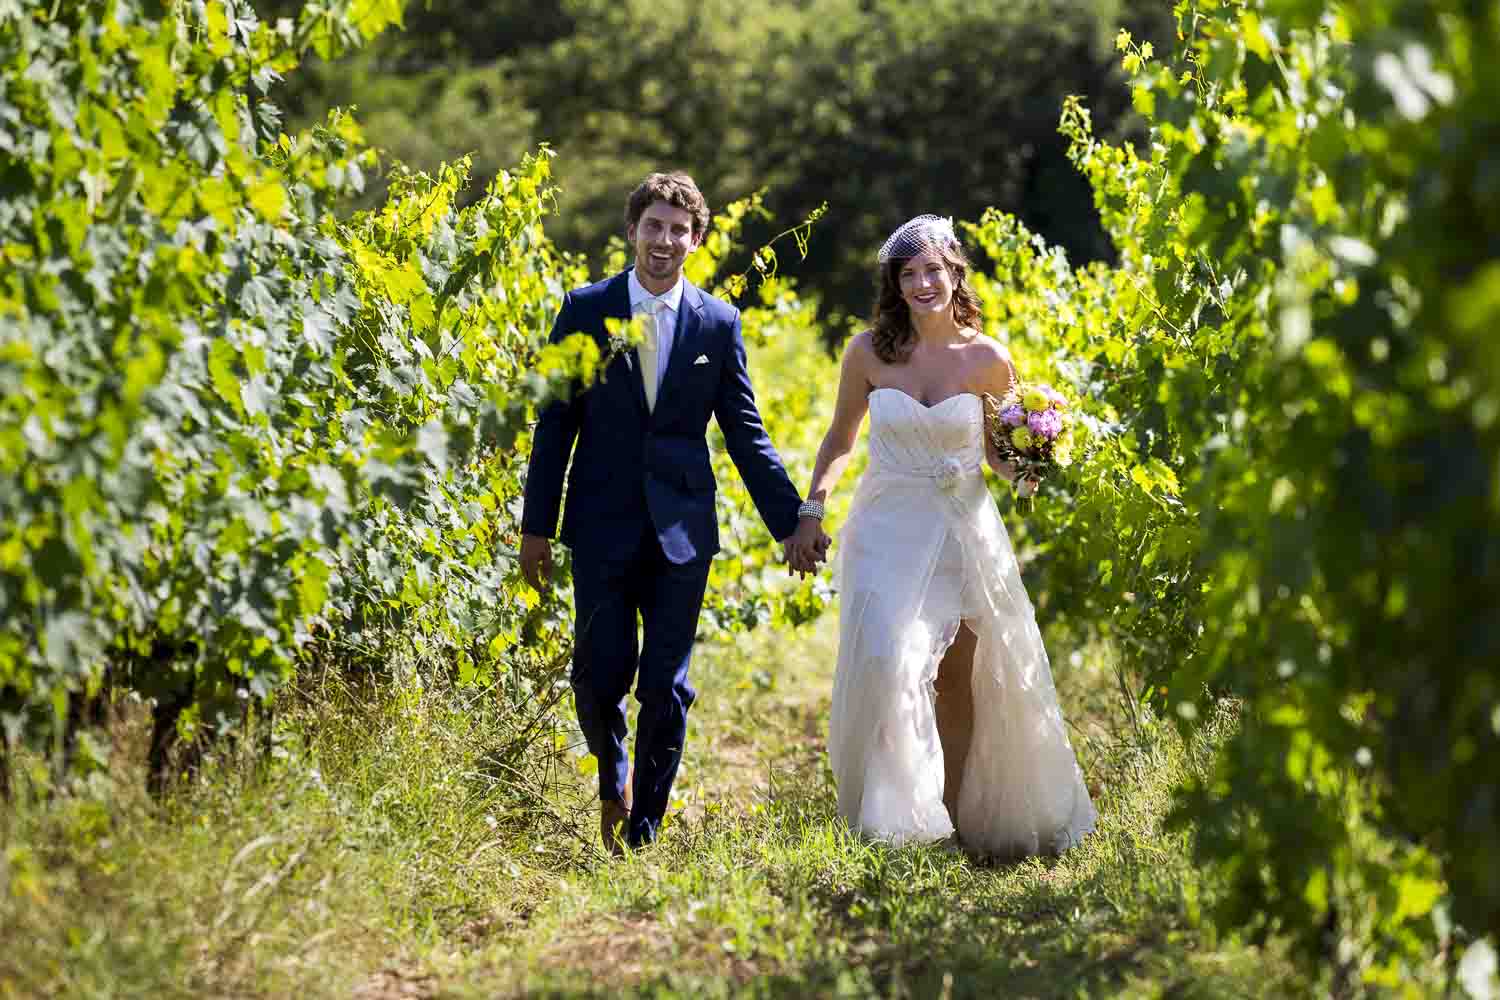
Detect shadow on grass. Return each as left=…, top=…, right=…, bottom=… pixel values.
left=466, top=623, right=1309, bottom=1000
left=502, top=726, right=1303, bottom=1000
left=512, top=856, right=1294, bottom=999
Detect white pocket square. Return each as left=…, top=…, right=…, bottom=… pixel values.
left=693, top=354, right=710, bottom=365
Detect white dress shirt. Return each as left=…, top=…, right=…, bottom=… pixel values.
left=627, top=269, right=682, bottom=412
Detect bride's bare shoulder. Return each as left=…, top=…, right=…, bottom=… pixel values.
left=845, top=328, right=877, bottom=355
left=966, top=334, right=1014, bottom=379
left=842, top=329, right=881, bottom=370
left=966, top=332, right=1010, bottom=361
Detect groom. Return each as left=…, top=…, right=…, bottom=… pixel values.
left=520, top=171, right=825, bottom=853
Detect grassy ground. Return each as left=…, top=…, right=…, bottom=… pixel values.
left=0, top=612, right=1311, bottom=998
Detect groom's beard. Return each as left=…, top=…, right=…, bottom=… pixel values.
left=638, top=245, right=683, bottom=282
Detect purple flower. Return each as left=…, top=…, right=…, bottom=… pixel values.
left=1000, top=404, right=1026, bottom=427
left=1027, top=408, right=1063, bottom=440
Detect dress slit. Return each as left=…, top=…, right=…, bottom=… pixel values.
left=828, top=389, right=1096, bottom=854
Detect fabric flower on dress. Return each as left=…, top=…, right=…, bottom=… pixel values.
left=934, top=456, right=966, bottom=494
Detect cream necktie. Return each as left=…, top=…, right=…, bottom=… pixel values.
left=636, top=297, right=666, bottom=412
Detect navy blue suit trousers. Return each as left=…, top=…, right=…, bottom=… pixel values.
left=521, top=269, right=801, bottom=845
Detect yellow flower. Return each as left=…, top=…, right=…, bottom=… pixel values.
left=1022, top=387, right=1050, bottom=413
left=1054, top=443, right=1074, bottom=467
left=1010, top=427, right=1034, bottom=450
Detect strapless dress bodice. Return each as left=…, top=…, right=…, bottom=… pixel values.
left=866, top=387, right=985, bottom=486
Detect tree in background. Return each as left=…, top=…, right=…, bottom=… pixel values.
left=258, top=0, right=1173, bottom=318
left=254, top=0, right=565, bottom=198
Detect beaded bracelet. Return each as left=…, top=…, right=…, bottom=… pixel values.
left=797, top=499, right=826, bottom=521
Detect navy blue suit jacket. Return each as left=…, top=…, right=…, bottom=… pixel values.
left=521, top=269, right=802, bottom=565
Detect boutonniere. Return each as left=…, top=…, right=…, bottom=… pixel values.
left=605, top=332, right=633, bottom=371
left=599, top=316, right=642, bottom=382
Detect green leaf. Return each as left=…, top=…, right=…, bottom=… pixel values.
left=247, top=178, right=288, bottom=222
left=298, top=556, right=332, bottom=618
left=207, top=339, right=244, bottom=417
left=1132, top=85, right=1156, bottom=118
left=1392, top=872, right=1444, bottom=924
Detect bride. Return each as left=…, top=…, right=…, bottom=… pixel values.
left=786, top=215, right=1096, bottom=857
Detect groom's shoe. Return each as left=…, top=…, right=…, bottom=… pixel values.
left=600, top=797, right=630, bottom=857
left=599, top=765, right=636, bottom=858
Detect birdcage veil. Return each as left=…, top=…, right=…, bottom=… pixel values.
left=877, top=214, right=958, bottom=263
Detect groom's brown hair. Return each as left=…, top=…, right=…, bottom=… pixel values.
left=625, top=171, right=710, bottom=240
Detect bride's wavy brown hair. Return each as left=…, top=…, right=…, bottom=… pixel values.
left=870, top=242, right=982, bottom=364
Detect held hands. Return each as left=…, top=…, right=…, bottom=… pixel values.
left=524, top=525, right=828, bottom=589
left=783, top=515, right=832, bottom=577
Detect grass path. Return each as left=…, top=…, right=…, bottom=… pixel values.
left=1, top=611, right=1311, bottom=999
left=417, top=616, right=1307, bottom=998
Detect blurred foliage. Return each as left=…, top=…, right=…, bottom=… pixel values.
left=254, top=0, right=1175, bottom=319
left=968, top=0, right=1499, bottom=988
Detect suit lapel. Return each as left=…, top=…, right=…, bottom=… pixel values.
left=654, top=281, right=704, bottom=421
left=603, top=271, right=649, bottom=416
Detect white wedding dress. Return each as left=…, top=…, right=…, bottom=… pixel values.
left=828, top=387, right=1097, bottom=857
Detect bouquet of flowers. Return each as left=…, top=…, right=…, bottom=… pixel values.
left=983, top=382, right=1075, bottom=500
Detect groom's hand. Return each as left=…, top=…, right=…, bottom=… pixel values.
left=519, top=533, right=554, bottom=591
left=783, top=517, right=827, bottom=577
left=781, top=537, right=802, bottom=577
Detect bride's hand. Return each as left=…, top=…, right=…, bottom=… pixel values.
left=813, top=525, right=832, bottom=562
left=1014, top=468, right=1043, bottom=498
left=784, top=517, right=827, bottom=576
left=996, top=459, right=1041, bottom=498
